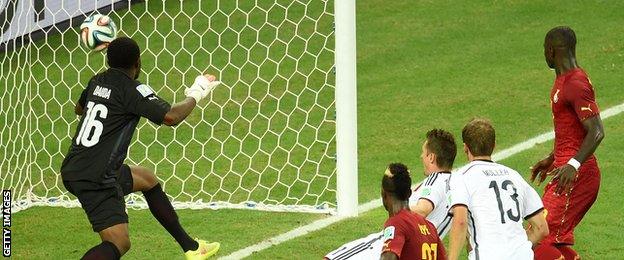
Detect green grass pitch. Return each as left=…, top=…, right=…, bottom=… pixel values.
left=4, top=0, right=624, bottom=259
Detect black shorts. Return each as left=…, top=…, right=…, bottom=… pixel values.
left=63, top=164, right=134, bottom=232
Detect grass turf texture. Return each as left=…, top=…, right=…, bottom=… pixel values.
left=5, top=0, right=624, bottom=259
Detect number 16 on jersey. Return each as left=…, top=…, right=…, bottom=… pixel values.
left=76, top=101, right=108, bottom=147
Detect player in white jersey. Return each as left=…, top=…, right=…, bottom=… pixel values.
left=448, top=119, right=549, bottom=260
left=412, top=172, right=452, bottom=238
left=325, top=129, right=458, bottom=259
left=410, top=128, right=457, bottom=238
left=324, top=231, right=384, bottom=260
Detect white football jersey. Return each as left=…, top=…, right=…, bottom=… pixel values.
left=324, top=232, right=383, bottom=260
left=449, top=160, right=544, bottom=260
left=410, top=171, right=453, bottom=238
left=325, top=173, right=453, bottom=260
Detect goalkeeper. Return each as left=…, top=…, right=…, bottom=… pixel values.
left=60, top=37, right=220, bottom=260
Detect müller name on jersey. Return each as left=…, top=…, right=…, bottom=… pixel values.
left=482, top=168, right=510, bottom=177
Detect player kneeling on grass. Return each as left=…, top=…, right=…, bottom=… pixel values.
left=447, top=118, right=549, bottom=260
left=60, top=37, right=220, bottom=260
left=381, top=163, right=447, bottom=260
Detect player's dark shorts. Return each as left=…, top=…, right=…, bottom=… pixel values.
left=541, top=160, right=600, bottom=245
left=63, top=164, right=134, bottom=232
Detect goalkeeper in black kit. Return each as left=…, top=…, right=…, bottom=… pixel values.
left=60, top=37, right=220, bottom=260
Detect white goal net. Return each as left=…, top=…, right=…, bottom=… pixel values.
left=1, top=0, right=357, bottom=214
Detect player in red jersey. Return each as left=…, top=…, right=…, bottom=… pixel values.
left=530, top=26, right=605, bottom=260
left=381, top=163, right=447, bottom=260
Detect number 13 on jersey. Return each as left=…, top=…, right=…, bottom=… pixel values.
left=76, top=101, right=108, bottom=147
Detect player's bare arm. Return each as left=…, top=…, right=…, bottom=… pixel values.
left=163, top=97, right=196, bottom=126
left=525, top=210, right=549, bottom=247
left=448, top=205, right=468, bottom=260
left=380, top=251, right=398, bottom=260
left=410, top=198, right=433, bottom=217
left=74, top=103, right=84, bottom=115
left=550, top=115, right=604, bottom=194
left=163, top=74, right=221, bottom=126
left=74, top=88, right=88, bottom=116
left=530, top=151, right=554, bottom=185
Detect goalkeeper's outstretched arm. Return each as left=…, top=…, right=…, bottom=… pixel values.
left=162, top=97, right=197, bottom=126
left=162, top=74, right=220, bottom=126
left=74, top=74, right=220, bottom=125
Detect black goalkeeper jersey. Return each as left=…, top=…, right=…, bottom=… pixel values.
left=61, top=68, right=171, bottom=183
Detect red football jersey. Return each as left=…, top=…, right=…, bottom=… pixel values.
left=550, top=68, right=600, bottom=167
left=382, top=209, right=446, bottom=260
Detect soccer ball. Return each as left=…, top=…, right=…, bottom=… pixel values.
left=80, top=14, right=117, bottom=51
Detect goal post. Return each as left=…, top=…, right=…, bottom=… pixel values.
left=334, top=0, right=358, bottom=217
left=1, top=0, right=358, bottom=215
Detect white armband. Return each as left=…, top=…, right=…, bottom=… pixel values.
left=567, top=158, right=581, bottom=170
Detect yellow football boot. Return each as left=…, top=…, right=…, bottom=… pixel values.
left=184, top=239, right=220, bottom=260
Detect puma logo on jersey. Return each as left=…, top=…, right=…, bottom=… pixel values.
left=580, top=106, right=593, bottom=112
left=93, top=85, right=111, bottom=99
left=553, top=89, right=560, bottom=103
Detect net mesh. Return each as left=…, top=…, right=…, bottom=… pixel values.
left=1, top=0, right=337, bottom=214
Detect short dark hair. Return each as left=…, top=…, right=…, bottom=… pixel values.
left=545, top=26, right=577, bottom=50
left=107, top=37, right=140, bottom=69
left=425, top=129, right=457, bottom=169
left=382, top=163, right=412, bottom=201
left=462, top=118, right=495, bottom=157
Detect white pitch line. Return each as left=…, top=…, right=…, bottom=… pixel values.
left=221, top=102, right=624, bottom=260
